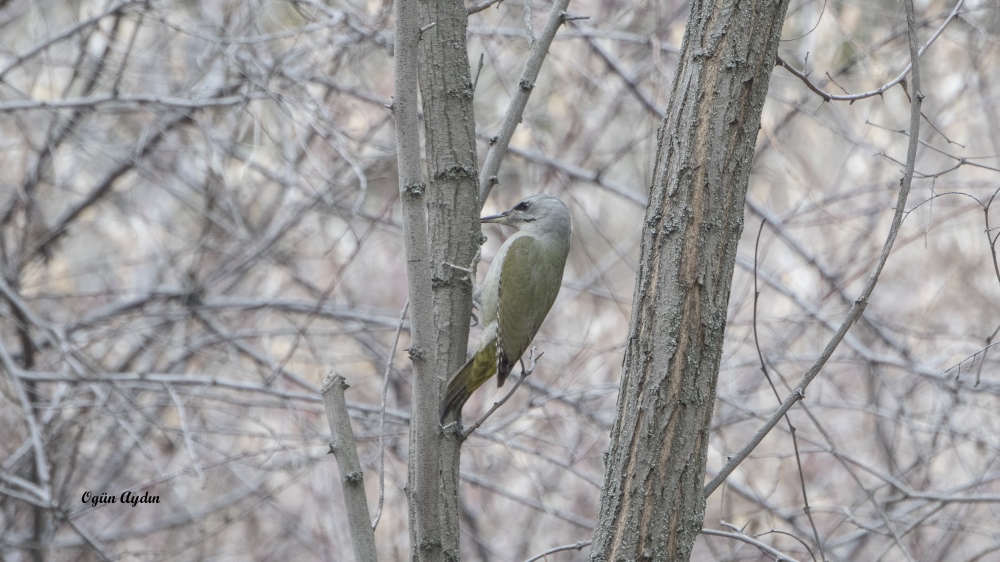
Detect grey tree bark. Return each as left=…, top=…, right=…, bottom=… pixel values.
left=414, top=0, right=483, bottom=556
left=589, top=0, right=790, bottom=560
left=395, top=0, right=480, bottom=559
left=322, top=375, right=378, bottom=562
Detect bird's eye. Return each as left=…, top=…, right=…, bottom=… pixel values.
left=514, top=201, right=531, bottom=211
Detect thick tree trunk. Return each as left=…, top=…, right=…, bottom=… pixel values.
left=589, top=1, right=790, bottom=560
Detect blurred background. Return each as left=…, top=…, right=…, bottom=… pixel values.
left=1, top=0, right=998, bottom=560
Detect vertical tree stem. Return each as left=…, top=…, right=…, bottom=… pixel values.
left=589, top=0, right=790, bottom=559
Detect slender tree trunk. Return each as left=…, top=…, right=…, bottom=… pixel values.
left=417, top=0, right=482, bottom=553
left=589, top=1, right=790, bottom=560
left=391, top=0, right=439, bottom=555
left=397, top=0, right=480, bottom=558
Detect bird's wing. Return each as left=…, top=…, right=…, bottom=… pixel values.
left=495, top=235, right=562, bottom=385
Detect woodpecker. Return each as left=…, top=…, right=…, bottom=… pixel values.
left=441, top=195, right=572, bottom=422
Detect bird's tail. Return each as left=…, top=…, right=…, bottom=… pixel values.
left=440, top=344, right=497, bottom=423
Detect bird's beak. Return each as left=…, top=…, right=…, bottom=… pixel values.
left=480, top=210, right=511, bottom=225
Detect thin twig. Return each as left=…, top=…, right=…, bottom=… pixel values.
left=166, top=385, right=205, bottom=486
left=701, top=528, right=801, bottom=562
left=523, top=540, right=591, bottom=562
left=0, top=93, right=250, bottom=112
left=462, top=347, right=542, bottom=437
left=466, top=0, right=504, bottom=15
left=749, top=218, right=822, bottom=561
left=373, top=300, right=408, bottom=530
left=983, top=186, right=1000, bottom=287
left=585, top=35, right=663, bottom=118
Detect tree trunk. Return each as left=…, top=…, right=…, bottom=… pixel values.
left=398, top=0, right=481, bottom=558
left=589, top=1, right=790, bottom=560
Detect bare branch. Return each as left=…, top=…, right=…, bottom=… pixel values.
left=373, top=301, right=408, bottom=529
left=775, top=0, right=964, bottom=103
left=701, top=528, right=801, bottom=562
left=523, top=540, right=591, bottom=562
left=478, top=0, right=572, bottom=203
left=321, top=373, right=378, bottom=562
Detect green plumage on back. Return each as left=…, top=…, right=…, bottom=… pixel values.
left=441, top=195, right=572, bottom=422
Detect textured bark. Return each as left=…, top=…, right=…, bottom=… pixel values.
left=589, top=1, right=790, bottom=560
left=321, top=375, right=378, bottom=562
left=406, top=0, right=481, bottom=559
left=392, top=0, right=437, bottom=558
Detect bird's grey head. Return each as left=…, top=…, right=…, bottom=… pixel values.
left=480, top=195, right=572, bottom=236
